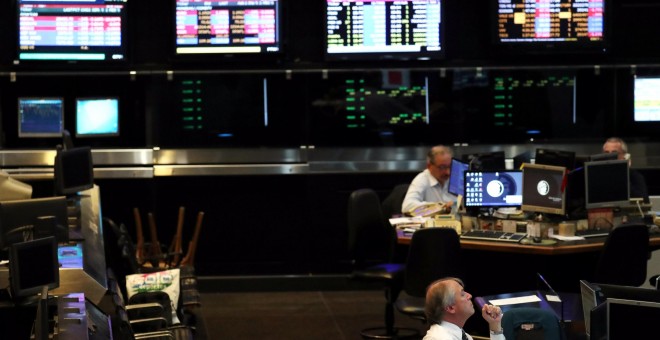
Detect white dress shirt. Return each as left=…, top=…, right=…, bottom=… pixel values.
left=401, top=169, right=455, bottom=213
left=423, top=322, right=505, bottom=340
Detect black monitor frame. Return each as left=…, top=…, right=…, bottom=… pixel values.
left=0, top=196, right=68, bottom=250
left=54, top=146, right=95, bottom=197
left=521, top=163, right=567, bottom=216
left=584, top=159, right=630, bottom=210
left=8, top=236, right=60, bottom=299
left=463, top=151, right=506, bottom=171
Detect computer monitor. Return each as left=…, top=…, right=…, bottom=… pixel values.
left=8, top=236, right=60, bottom=299
left=590, top=152, right=618, bottom=162
left=521, top=163, right=567, bottom=216
left=0, top=197, right=68, bottom=250
left=564, top=166, right=587, bottom=219
left=584, top=160, right=629, bottom=210
left=325, top=0, right=444, bottom=61
left=54, top=146, right=95, bottom=196
left=448, top=158, right=469, bottom=197
left=462, top=151, right=506, bottom=171
left=18, top=98, right=64, bottom=138
left=634, top=76, right=660, bottom=122
left=535, top=148, right=576, bottom=171
left=75, top=97, right=120, bottom=137
left=464, top=170, right=522, bottom=210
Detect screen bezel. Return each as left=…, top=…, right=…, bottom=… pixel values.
left=15, top=0, right=129, bottom=66
left=324, top=0, right=445, bottom=61
left=17, top=97, right=64, bottom=138
left=584, top=159, right=630, bottom=210
left=173, top=0, right=283, bottom=59
left=75, top=97, right=120, bottom=138
left=521, top=162, right=567, bottom=215
left=9, top=236, right=60, bottom=298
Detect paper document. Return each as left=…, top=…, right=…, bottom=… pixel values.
left=549, top=234, right=585, bottom=241
left=488, top=295, right=541, bottom=306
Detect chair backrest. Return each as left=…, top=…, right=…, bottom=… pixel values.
left=347, top=188, right=396, bottom=268
left=381, top=183, right=410, bottom=218
left=403, top=227, right=462, bottom=297
left=502, top=307, right=564, bottom=340
left=594, top=223, right=649, bottom=286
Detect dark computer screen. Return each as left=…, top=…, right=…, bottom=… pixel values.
left=565, top=166, right=586, bottom=219
left=17, top=0, right=128, bottom=63
left=18, top=98, right=64, bottom=138
left=535, top=148, right=576, bottom=171
left=0, top=197, right=68, bottom=250
left=325, top=0, right=444, bottom=60
left=589, top=152, right=618, bottom=161
left=9, top=236, right=60, bottom=299
left=607, top=299, right=660, bottom=340
left=464, top=170, right=522, bottom=209
left=448, top=158, right=469, bottom=197
left=76, top=97, right=120, bottom=137
left=54, top=146, right=95, bottom=196
left=174, top=0, right=281, bottom=55
left=634, top=76, right=660, bottom=122
left=521, top=163, right=566, bottom=215
left=492, top=0, right=608, bottom=52
left=462, top=151, right=506, bottom=171
left=584, top=160, right=629, bottom=209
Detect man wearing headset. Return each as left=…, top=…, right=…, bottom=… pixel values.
left=602, top=137, right=649, bottom=203
left=423, top=277, right=504, bottom=340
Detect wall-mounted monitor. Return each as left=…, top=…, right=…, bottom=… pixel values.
left=634, top=76, right=660, bottom=122
left=18, top=97, right=64, bottom=138
left=448, top=158, right=469, bottom=197
left=521, top=163, right=566, bottom=215
left=17, top=0, right=128, bottom=63
left=325, top=0, right=444, bottom=60
left=76, top=97, right=120, bottom=137
left=492, top=0, right=608, bottom=53
left=464, top=170, right=523, bottom=210
left=174, top=0, right=281, bottom=55
left=584, top=159, right=629, bottom=210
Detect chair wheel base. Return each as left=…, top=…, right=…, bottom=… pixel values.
left=360, top=326, right=420, bottom=339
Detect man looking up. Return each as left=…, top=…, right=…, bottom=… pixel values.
left=402, top=145, right=455, bottom=213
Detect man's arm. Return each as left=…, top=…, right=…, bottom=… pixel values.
left=402, top=173, right=429, bottom=213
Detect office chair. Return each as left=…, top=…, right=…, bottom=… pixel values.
left=594, top=223, right=649, bottom=286
left=347, top=188, right=419, bottom=339
left=395, top=227, right=463, bottom=322
left=381, top=183, right=410, bottom=218
left=502, top=307, right=565, bottom=340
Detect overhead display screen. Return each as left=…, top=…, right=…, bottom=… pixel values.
left=175, top=0, right=281, bottom=55
left=17, top=0, right=128, bottom=62
left=325, top=0, right=443, bottom=60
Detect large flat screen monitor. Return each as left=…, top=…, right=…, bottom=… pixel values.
left=325, top=0, right=444, bottom=60
left=448, top=158, right=469, bottom=197
left=492, top=0, right=608, bottom=53
left=17, top=0, right=128, bottom=63
left=535, top=148, right=576, bottom=171
left=75, top=97, right=120, bottom=137
left=634, top=76, right=660, bottom=122
left=0, top=197, right=68, bottom=251
left=521, top=163, right=566, bottom=215
left=584, top=159, right=629, bottom=210
left=464, top=170, right=522, bottom=209
left=9, top=236, right=60, bottom=299
left=175, top=0, right=281, bottom=55
left=18, top=97, right=64, bottom=138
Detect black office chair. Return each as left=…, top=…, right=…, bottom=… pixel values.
left=395, top=227, right=463, bottom=322
left=502, top=307, right=565, bottom=340
left=381, top=183, right=410, bottom=219
left=594, top=223, right=649, bottom=286
left=347, top=188, right=419, bottom=339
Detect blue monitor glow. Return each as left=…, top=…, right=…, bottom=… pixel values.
left=17, top=0, right=128, bottom=63
left=76, top=97, right=120, bottom=137
left=521, top=163, right=566, bottom=216
left=492, top=0, right=608, bottom=52
left=175, top=0, right=281, bottom=55
left=18, top=97, right=64, bottom=138
left=584, top=159, right=629, bottom=210
left=325, top=0, right=444, bottom=60
left=448, top=158, right=469, bottom=197
left=634, top=76, right=660, bottom=122
left=464, top=170, right=523, bottom=209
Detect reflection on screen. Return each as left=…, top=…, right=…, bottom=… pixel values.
left=76, top=98, right=119, bottom=137
left=634, top=76, right=660, bottom=122
left=464, top=170, right=522, bottom=208
left=18, top=98, right=64, bottom=137
left=521, top=163, right=566, bottom=215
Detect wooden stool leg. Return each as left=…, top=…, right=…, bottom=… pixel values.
left=181, top=212, right=204, bottom=267
left=133, top=207, right=145, bottom=265
left=169, top=206, right=185, bottom=267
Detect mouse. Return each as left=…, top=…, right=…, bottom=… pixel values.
left=532, top=236, right=542, bottom=243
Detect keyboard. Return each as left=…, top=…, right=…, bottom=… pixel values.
left=461, top=230, right=527, bottom=243
left=574, top=228, right=610, bottom=238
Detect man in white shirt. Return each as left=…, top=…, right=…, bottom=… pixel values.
left=423, top=277, right=504, bottom=340
left=402, top=145, right=456, bottom=213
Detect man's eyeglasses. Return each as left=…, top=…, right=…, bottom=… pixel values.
left=432, top=164, right=451, bottom=171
